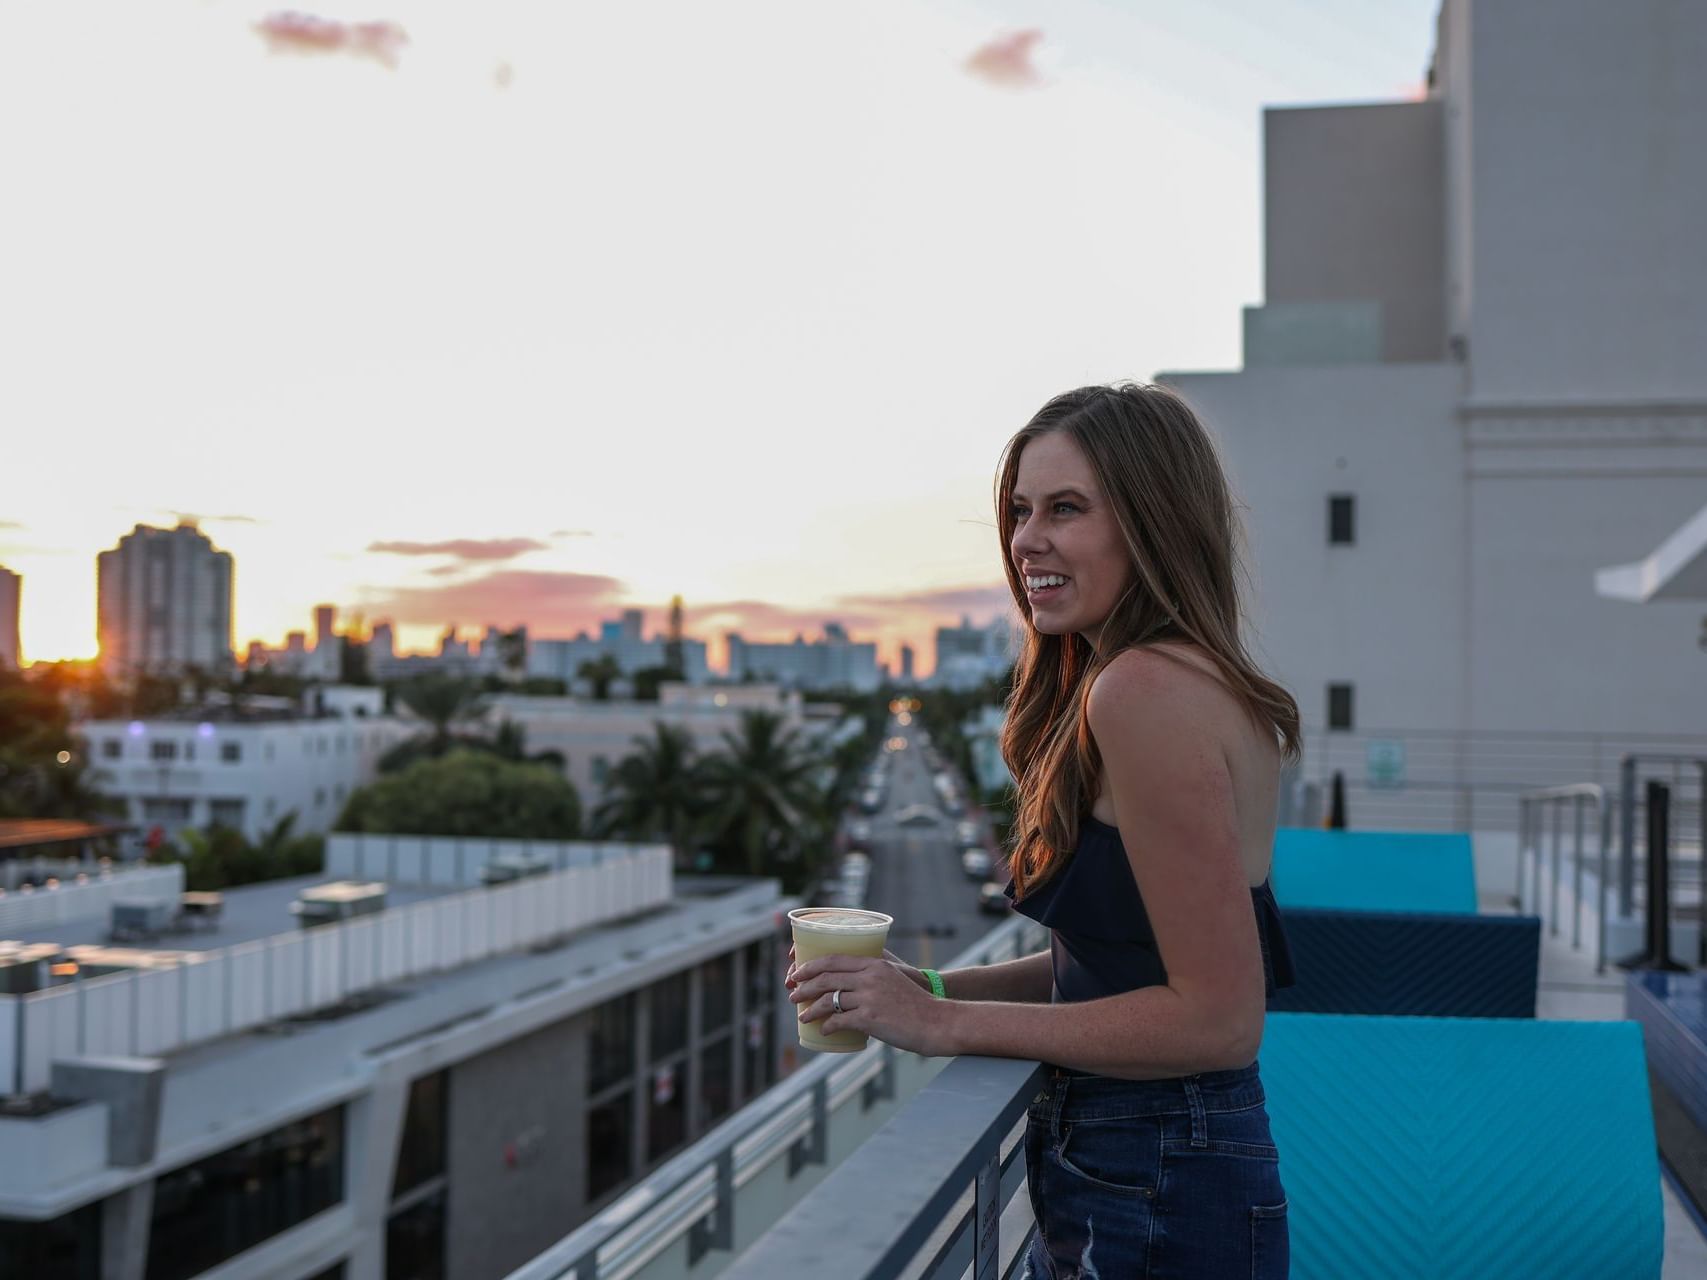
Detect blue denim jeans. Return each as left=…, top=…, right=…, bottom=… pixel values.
left=1020, top=1061, right=1289, bottom=1279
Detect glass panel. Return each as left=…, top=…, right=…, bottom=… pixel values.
left=586, top=1092, right=633, bottom=1202
left=646, top=1064, right=686, bottom=1163
left=699, top=1034, right=733, bottom=1127
left=588, top=995, right=635, bottom=1094
left=700, top=953, right=734, bottom=1033
left=648, top=972, right=689, bottom=1063
left=385, top=1189, right=445, bottom=1280
left=743, top=1011, right=773, bottom=1100
left=0, top=1204, right=102, bottom=1280
left=744, top=939, right=773, bottom=1010
left=145, top=1106, right=344, bottom=1280
left=392, top=1071, right=448, bottom=1199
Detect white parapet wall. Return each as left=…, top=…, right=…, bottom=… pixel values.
left=0, top=843, right=670, bottom=1096
left=0, top=864, right=185, bottom=935
left=325, top=832, right=659, bottom=888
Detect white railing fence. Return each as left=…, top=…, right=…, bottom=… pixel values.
left=1, top=844, right=670, bottom=1096
left=0, top=864, right=185, bottom=934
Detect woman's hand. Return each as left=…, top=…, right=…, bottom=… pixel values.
left=786, top=951, right=956, bottom=1059
left=786, top=944, right=929, bottom=993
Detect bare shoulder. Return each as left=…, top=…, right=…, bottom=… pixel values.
left=1088, top=642, right=1238, bottom=725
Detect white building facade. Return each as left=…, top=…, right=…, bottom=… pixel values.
left=725, top=622, right=880, bottom=692
left=96, top=523, right=235, bottom=677
left=1162, top=0, right=1707, bottom=830
left=931, top=615, right=1015, bottom=691
left=76, top=699, right=411, bottom=844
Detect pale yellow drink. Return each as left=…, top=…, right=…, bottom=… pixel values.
left=789, top=907, right=894, bottom=1053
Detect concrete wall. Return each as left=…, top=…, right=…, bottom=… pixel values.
left=1464, top=408, right=1707, bottom=733
left=446, top=1016, right=589, bottom=1280
left=1460, top=0, right=1707, bottom=404
left=1264, top=100, right=1446, bottom=363
left=1165, top=364, right=1468, bottom=735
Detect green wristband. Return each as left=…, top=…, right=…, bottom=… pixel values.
left=920, top=968, right=946, bottom=999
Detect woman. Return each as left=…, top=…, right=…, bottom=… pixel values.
left=787, top=381, right=1301, bottom=1278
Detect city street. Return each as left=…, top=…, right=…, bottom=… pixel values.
left=855, top=715, right=1009, bottom=970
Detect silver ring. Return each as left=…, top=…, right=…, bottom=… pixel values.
left=832, top=989, right=844, bottom=1014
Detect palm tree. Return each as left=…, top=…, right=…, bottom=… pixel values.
left=591, top=721, right=709, bottom=869
left=575, top=656, right=623, bottom=700
left=696, top=709, right=830, bottom=878
left=395, top=675, right=488, bottom=755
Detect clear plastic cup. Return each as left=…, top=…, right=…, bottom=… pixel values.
left=788, top=906, right=894, bottom=1052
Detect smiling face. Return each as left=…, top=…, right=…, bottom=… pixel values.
left=1007, top=431, right=1135, bottom=653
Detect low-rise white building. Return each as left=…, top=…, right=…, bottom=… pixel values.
left=482, top=682, right=820, bottom=808
left=76, top=692, right=411, bottom=845
left=931, top=615, right=1015, bottom=691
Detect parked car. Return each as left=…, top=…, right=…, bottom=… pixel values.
left=860, top=789, right=883, bottom=814
left=955, top=820, right=979, bottom=844
left=977, top=881, right=1010, bottom=915
left=895, top=804, right=941, bottom=827
left=849, top=820, right=872, bottom=842
left=961, top=847, right=991, bottom=879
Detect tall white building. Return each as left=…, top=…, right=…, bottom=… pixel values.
left=1162, top=0, right=1707, bottom=829
left=0, top=566, right=19, bottom=668
left=530, top=611, right=712, bottom=686
left=931, top=614, right=1015, bottom=691
left=725, top=622, right=880, bottom=692
left=96, top=523, right=234, bottom=677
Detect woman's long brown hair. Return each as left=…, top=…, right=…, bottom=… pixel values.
left=998, top=382, right=1302, bottom=901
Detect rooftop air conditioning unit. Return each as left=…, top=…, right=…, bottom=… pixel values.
left=291, top=880, right=387, bottom=928
left=64, top=946, right=199, bottom=979
left=111, top=898, right=177, bottom=941
left=0, top=943, right=63, bottom=994
left=479, top=855, right=553, bottom=886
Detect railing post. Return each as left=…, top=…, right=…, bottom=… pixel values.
left=1571, top=793, right=1585, bottom=950
left=1617, top=780, right=1687, bottom=973
left=1516, top=797, right=1530, bottom=910
left=1618, top=756, right=1637, bottom=917
left=974, top=1144, right=1001, bottom=1279
left=1549, top=798, right=1562, bottom=936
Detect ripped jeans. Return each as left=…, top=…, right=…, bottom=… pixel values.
left=1021, top=1061, right=1288, bottom=1279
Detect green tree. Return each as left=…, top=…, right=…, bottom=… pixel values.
left=575, top=656, right=622, bottom=701
left=591, top=721, right=709, bottom=869
left=696, top=709, right=829, bottom=879
left=335, top=750, right=582, bottom=839
left=0, top=671, right=120, bottom=821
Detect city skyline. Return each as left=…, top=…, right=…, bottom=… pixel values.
left=0, top=0, right=1441, bottom=672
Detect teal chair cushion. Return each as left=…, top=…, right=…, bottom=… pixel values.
left=1273, top=829, right=1478, bottom=914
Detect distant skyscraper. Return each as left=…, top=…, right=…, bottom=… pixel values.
left=369, top=622, right=395, bottom=662
left=0, top=566, right=18, bottom=667
left=621, top=608, right=644, bottom=641
left=96, top=523, right=234, bottom=675
left=900, top=644, right=915, bottom=682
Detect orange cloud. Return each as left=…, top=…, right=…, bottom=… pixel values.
left=368, top=537, right=549, bottom=562
left=357, top=569, right=624, bottom=630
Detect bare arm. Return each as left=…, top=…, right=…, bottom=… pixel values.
left=934, top=949, right=1054, bottom=1003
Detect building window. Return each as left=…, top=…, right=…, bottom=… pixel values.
left=150, top=740, right=178, bottom=762
left=209, top=799, right=247, bottom=830
left=699, top=1035, right=734, bottom=1128
left=649, top=973, right=690, bottom=1064
left=392, top=1072, right=448, bottom=1199
left=647, top=1064, right=686, bottom=1163
left=589, top=995, right=635, bottom=1094
left=744, top=938, right=773, bottom=1012
left=743, top=1012, right=773, bottom=1101
left=145, top=1105, right=345, bottom=1280
left=591, top=755, right=610, bottom=786
left=315, top=788, right=327, bottom=808
left=385, top=1188, right=445, bottom=1280
left=265, top=741, right=275, bottom=762
left=221, top=742, right=242, bottom=764
left=1328, top=494, right=1356, bottom=545
left=585, top=1093, right=633, bottom=1202
left=184, top=742, right=196, bottom=762
left=101, top=740, right=122, bottom=760
left=701, top=953, right=734, bottom=1035
left=1327, top=683, right=1355, bottom=732
left=0, top=1204, right=102, bottom=1280
left=140, top=797, right=194, bottom=825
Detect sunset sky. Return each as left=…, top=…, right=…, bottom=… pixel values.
left=1, top=0, right=1439, bottom=675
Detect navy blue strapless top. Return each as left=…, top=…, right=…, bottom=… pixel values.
left=1005, top=812, right=1296, bottom=1004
